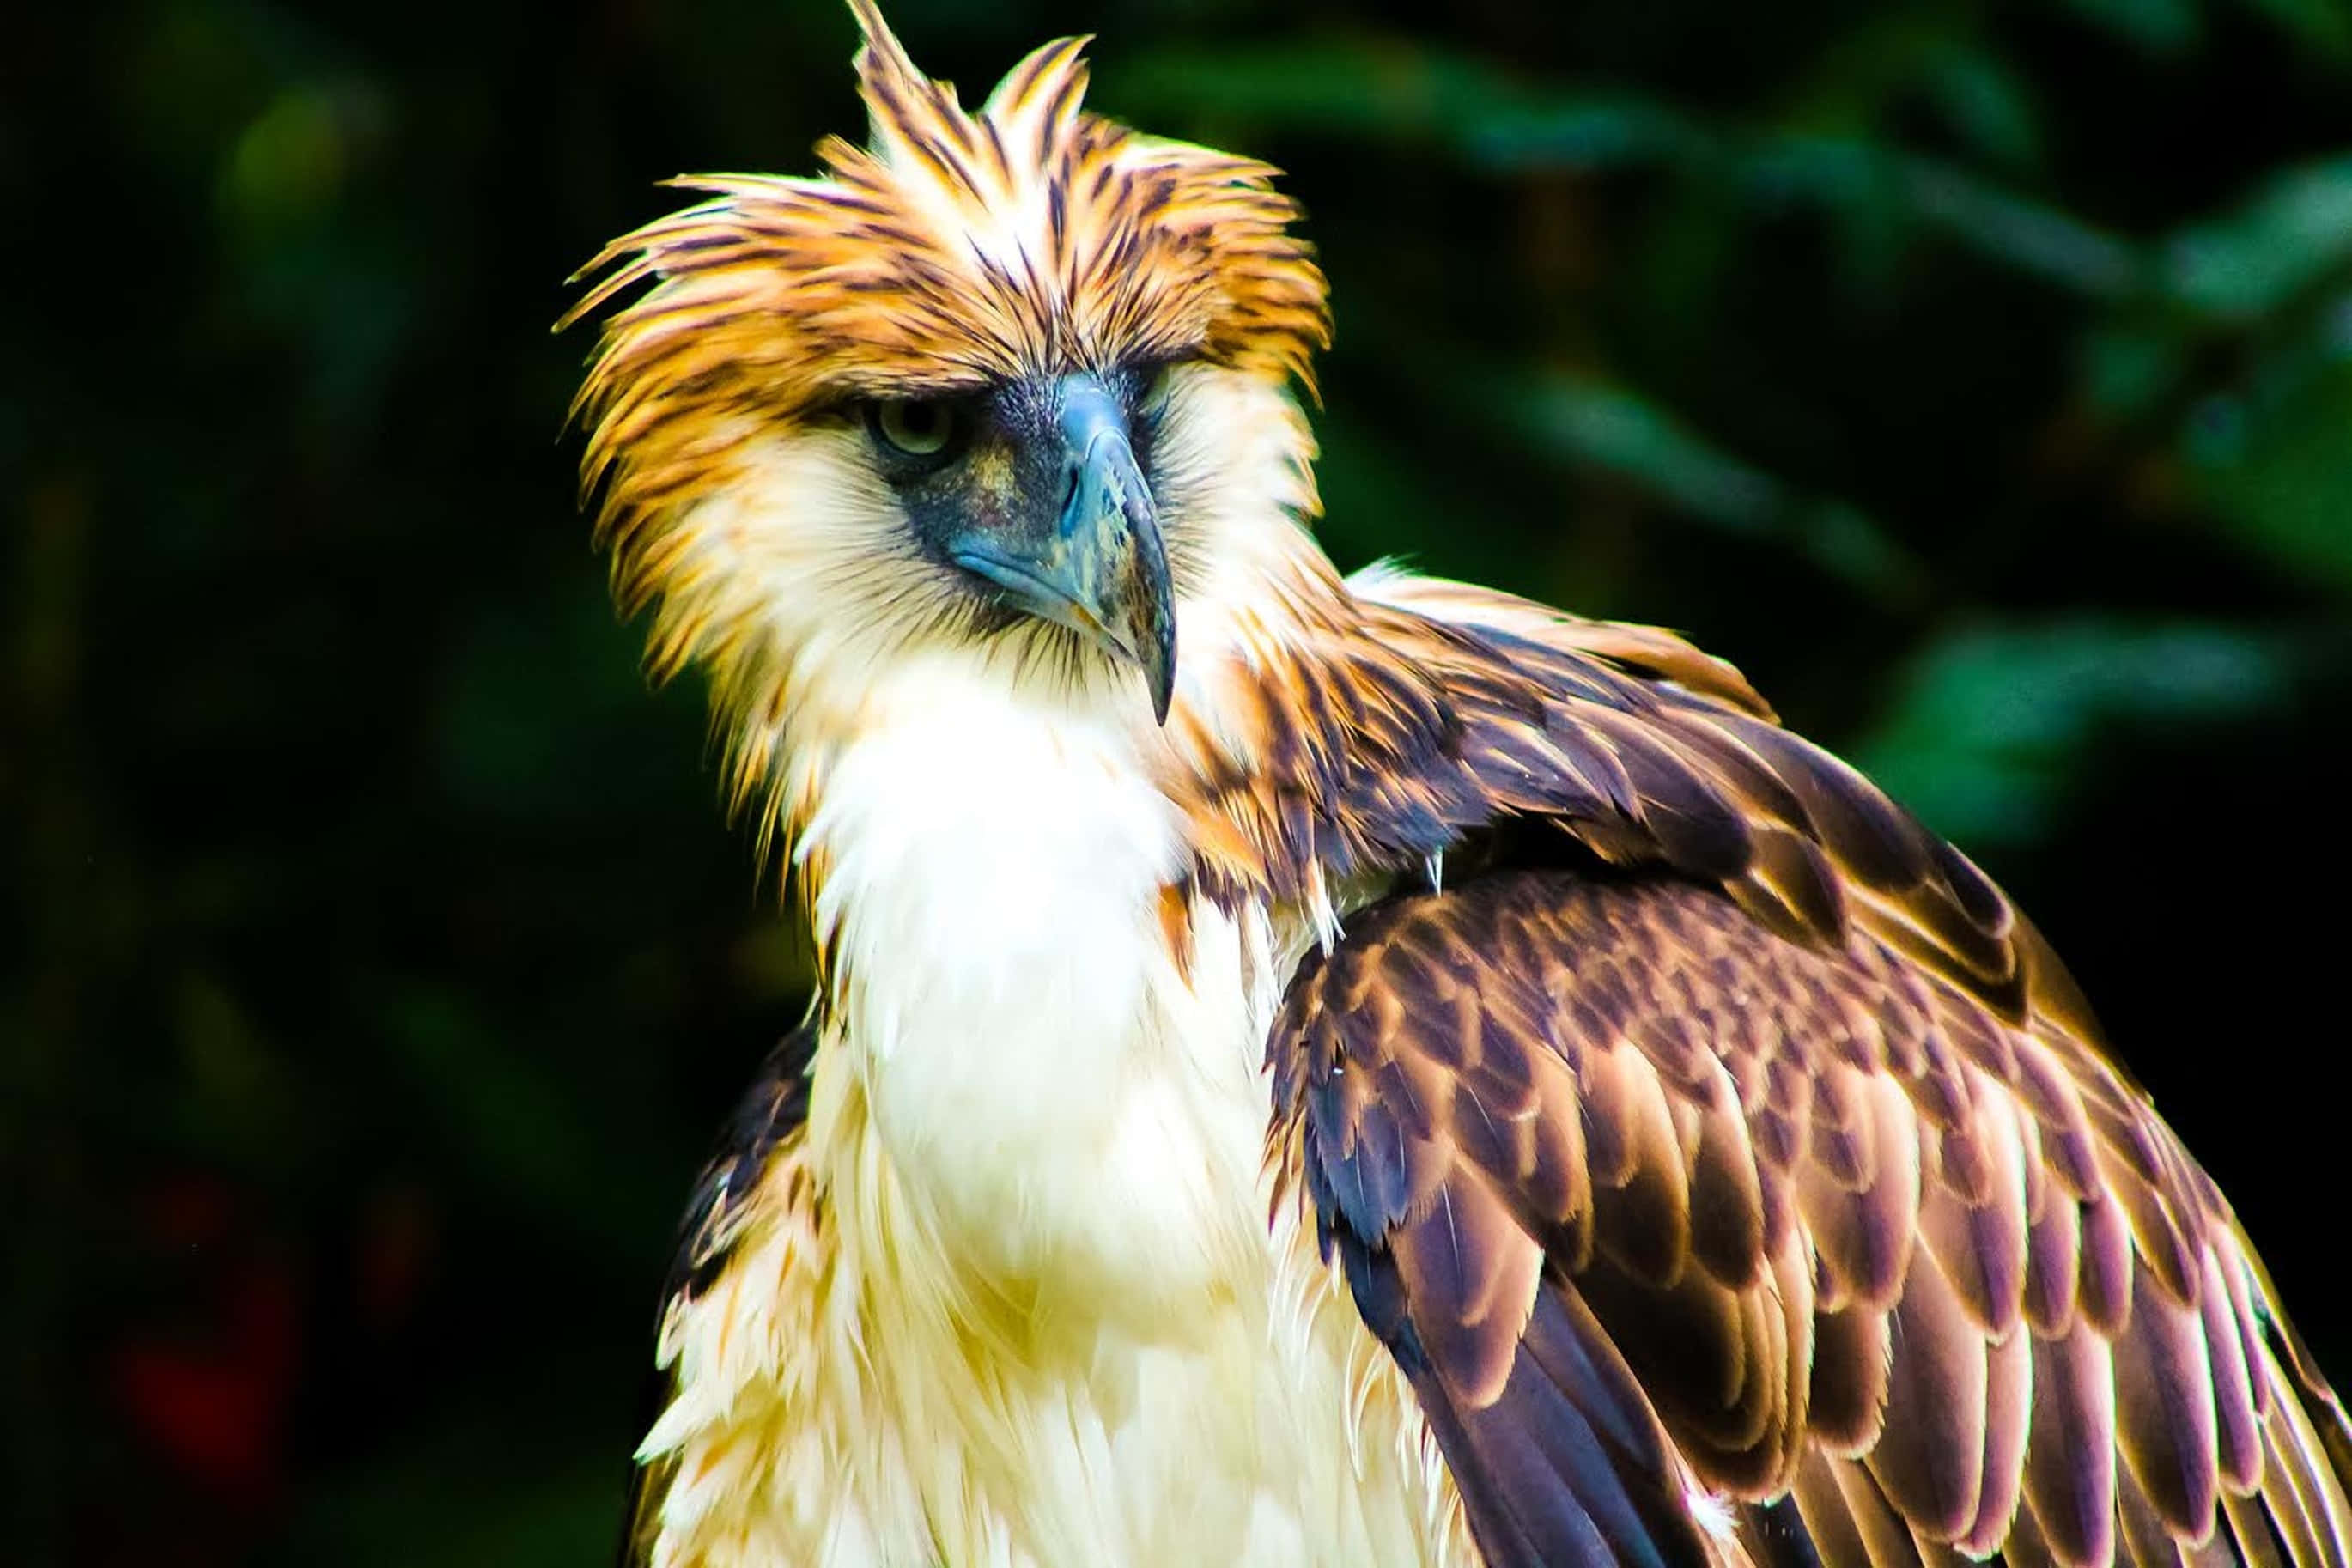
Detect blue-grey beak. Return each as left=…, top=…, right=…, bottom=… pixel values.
left=949, top=376, right=1176, bottom=723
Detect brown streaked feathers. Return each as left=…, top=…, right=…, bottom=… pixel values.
left=1261, top=580, right=2352, bottom=1568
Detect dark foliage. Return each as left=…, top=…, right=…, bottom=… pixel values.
left=5, top=0, right=2349, bottom=1562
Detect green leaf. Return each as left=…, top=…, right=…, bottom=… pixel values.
left=1101, top=37, right=1711, bottom=173
left=1852, top=618, right=2297, bottom=845
left=1735, top=137, right=2142, bottom=296
left=1099, top=39, right=1510, bottom=144
left=1514, top=374, right=1923, bottom=598
left=1115, top=43, right=2134, bottom=300
left=1895, top=156, right=2142, bottom=295
left=2233, top=0, right=2352, bottom=55
left=1924, top=47, right=2045, bottom=169
left=2164, top=154, right=2352, bottom=320
left=1460, top=95, right=1710, bottom=172
left=2060, top=0, right=2203, bottom=55
left=1525, top=377, right=1776, bottom=524
left=2193, top=356, right=2352, bottom=586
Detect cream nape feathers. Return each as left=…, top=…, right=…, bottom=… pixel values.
left=564, top=6, right=2352, bottom=1568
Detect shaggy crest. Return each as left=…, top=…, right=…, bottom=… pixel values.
left=561, top=0, right=1331, bottom=621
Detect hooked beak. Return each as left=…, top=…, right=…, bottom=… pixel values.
left=949, top=377, right=1177, bottom=724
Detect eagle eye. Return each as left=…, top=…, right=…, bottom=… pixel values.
left=867, top=398, right=965, bottom=463
left=1137, top=362, right=1176, bottom=421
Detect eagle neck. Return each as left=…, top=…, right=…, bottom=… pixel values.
left=780, top=642, right=1280, bottom=1319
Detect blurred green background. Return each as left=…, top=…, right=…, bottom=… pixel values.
left=7, top=0, right=2351, bottom=1561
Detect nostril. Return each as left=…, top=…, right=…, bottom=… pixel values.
left=1059, top=460, right=1081, bottom=516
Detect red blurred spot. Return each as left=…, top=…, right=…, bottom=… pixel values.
left=108, top=1176, right=301, bottom=1505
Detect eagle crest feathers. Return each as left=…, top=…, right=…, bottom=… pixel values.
left=562, top=0, right=1328, bottom=629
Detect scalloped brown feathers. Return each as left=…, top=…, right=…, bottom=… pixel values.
left=1258, top=579, right=2352, bottom=1568
left=561, top=0, right=1328, bottom=626
left=1273, top=868, right=2352, bottom=1568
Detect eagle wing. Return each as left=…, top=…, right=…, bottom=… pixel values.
left=620, top=1026, right=818, bottom=1568
left=1260, top=580, right=2352, bottom=1568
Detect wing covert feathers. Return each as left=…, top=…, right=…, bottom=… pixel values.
left=1255, top=578, right=2350, bottom=1568
left=1177, top=569, right=2032, bottom=1028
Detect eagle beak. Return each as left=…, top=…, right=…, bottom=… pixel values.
left=951, top=377, right=1177, bottom=724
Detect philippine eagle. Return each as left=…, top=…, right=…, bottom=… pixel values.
left=562, top=6, right=2351, bottom=1566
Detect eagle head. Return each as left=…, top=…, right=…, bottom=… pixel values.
left=562, top=0, right=1331, bottom=821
